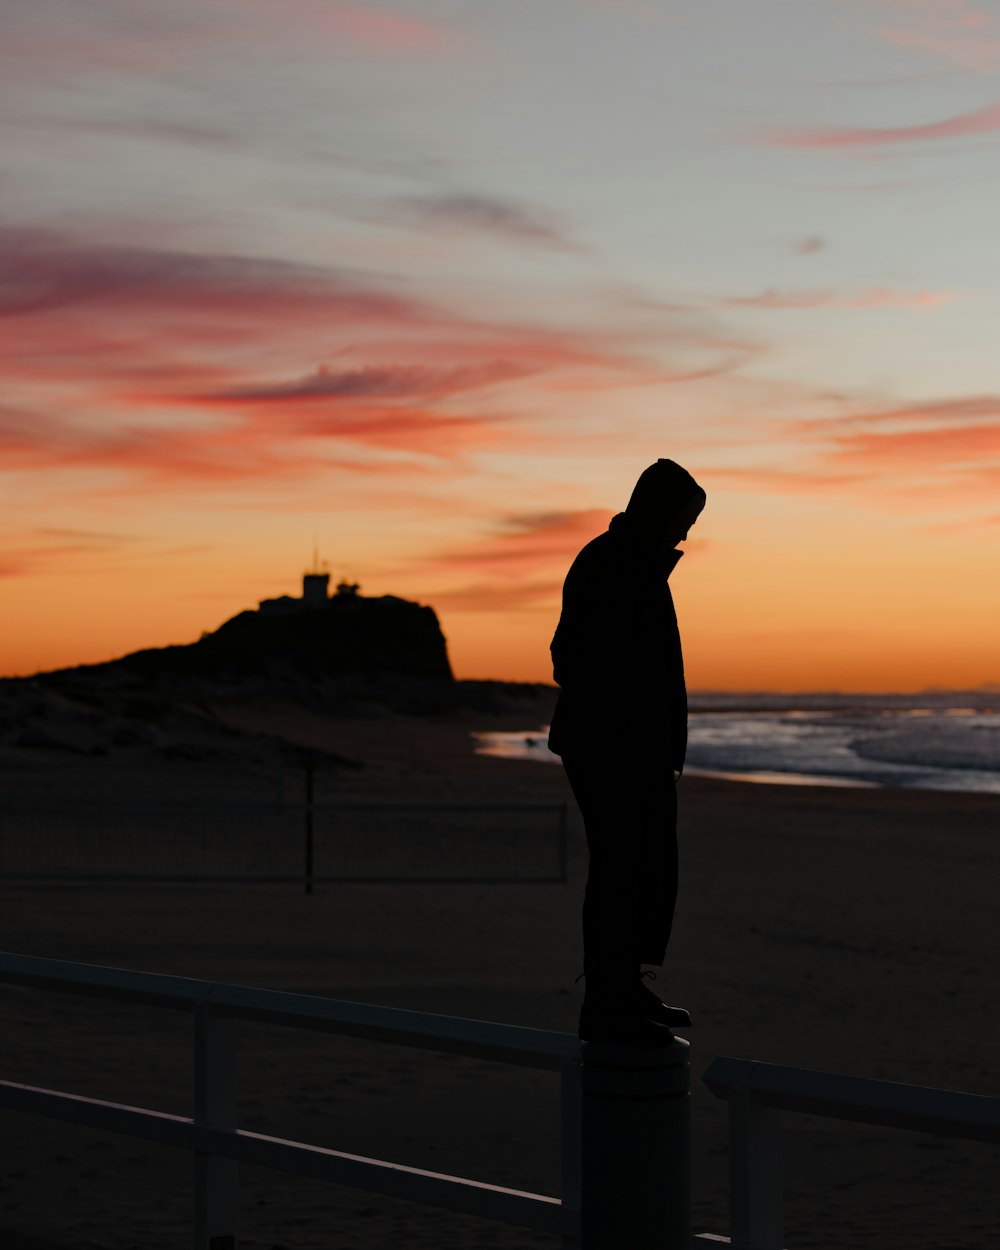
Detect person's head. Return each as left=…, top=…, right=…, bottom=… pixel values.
left=661, top=491, right=705, bottom=551
left=624, top=458, right=707, bottom=551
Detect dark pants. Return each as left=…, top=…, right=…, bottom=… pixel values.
left=562, top=751, right=678, bottom=975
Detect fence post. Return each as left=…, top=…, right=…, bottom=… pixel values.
left=560, top=1052, right=582, bottom=1246
left=557, top=802, right=569, bottom=884
left=303, top=761, right=315, bottom=896
left=579, top=1036, right=690, bottom=1249
left=728, top=1087, right=783, bottom=1250
left=194, top=1004, right=238, bottom=1250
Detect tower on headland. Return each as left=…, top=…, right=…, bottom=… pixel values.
left=259, top=548, right=335, bottom=615
left=301, top=572, right=329, bottom=605
left=302, top=544, right=330, bottom=607
left=211, top=554, right=454, bottom=680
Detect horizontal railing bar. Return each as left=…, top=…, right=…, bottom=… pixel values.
left=0, top=952, right=215, bottom=1010
left=3, top=803, right=564, bottom=814
left=218, top=1128, right=571, bottom=1234
left=704, top=1058, right=1000, bottom=1144
left=0, top=953, right=579, bottom=1069
left=0, top=1080, right=574, bottom=1235
left=205, top=983, right=577, bottom=1068
left=0, top=1079, right=192, bottom=1145
left=0, top=874, right=564, bottom=885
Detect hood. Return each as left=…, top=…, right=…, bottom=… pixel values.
left=624, top=459, right=705, bottom=535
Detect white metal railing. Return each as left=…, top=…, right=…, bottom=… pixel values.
left=0, top=951, right=584, bottom=1248
left=702, top=1056, right=1000, bottom=1250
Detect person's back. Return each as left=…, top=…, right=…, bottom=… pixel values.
left=548, top=519, right=687, bottom=768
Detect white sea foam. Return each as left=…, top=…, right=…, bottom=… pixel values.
left=472, top=691, right=1000, bottom=794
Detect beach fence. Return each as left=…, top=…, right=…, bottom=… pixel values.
left=702, top=1057, right=1000, bottom=1250
left=0, top=952, right=694, bottom=1250
left=0, top=801, right=569, bottom=888
left=6, top=954, right=1000, bottom=1249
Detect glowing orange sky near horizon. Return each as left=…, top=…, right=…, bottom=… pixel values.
left=3, top=2, right=1000, bottom=693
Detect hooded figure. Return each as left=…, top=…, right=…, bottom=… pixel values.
left=549, top=459, right=706, bottom=1045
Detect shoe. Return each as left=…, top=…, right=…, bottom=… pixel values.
left=578, top=999, right=675, bottom=1046
left=636, top=971, right=692, bottom=1027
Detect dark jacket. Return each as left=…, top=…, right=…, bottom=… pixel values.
left=548, top=511, right=688, bottom=770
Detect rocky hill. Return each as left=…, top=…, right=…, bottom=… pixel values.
left=64, top=585, right=454, bottom=685
left=0, top=586, right=555, bottom=762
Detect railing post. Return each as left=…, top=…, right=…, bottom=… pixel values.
left=194, top=1004, right=238, bottom=1250
left=579, top=1036, right=690, bottom=1249
left=557, top=802, right=569, bottom=884
left=728, top=1088, right=783, bottom=1250
left=303, top=761, right=315, bottom=896
left=560, top=1052, right=582, bottom=1246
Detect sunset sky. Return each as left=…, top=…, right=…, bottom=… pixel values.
left=3, top=0, right=1000, bottom=690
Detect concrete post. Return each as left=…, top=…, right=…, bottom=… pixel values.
left=579, top=1036, right=690, bottom=1250
left=194, top=1005, right=238, bottom=1250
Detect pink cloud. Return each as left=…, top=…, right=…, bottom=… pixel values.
left=726, top=287, right=957, bottom=310
left=877, top=0, right=1000, bottom=72
left=0, top=2, right=461, bottom=87
left=1, top=230, right=714, bottom=491
left=759, top=98, right=1000, bottom=147
left=0, top=402, right=499, bottom=486
left=306, top=2, right=462, bottom=54
left=199, top=361, right=540, bottom=404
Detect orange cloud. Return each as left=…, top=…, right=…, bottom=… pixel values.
left=759, top=98, right=1000, bottom=147
left=432, top=510, right=612, bottom=578
left=817, top=394, right=1000, bottom=427
left=695, top=466, right=870, bottom=494
left=830, top=422, right=1000, bottom=466
left=424, top=579, right=564, bottom=613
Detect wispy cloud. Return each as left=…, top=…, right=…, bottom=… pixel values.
left=793, top=235, right=827, bottom=255
left=758, top=97, right=1000, bottom=147
left=418, top=510, right=616, bottom=612
left=3, top=229, right=735, bottom=493
left=876, top=0, right=1000, bottom=73
left=202, top=362, right=538, bottom=403
left=313, top=3, right=463, bottom=56
left=724, top=287, right=958, bottom=309
left=386, top=193, right=585, bottom=252
left=435, top=510, right=612, bottom=573
left=0, top=0, right=462, bottom=87
left=812, top=393, right=1000, bottom=427
left=696, top=466, right=871, bottom=494
left=424, top=579, right=564, bottom=613
left=830, top=421, right=1000, bottom=466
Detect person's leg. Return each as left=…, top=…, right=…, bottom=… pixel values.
left=562, top=752, right=645, bottom=977
left=637, top=776, right=678, bottom=967
left=563, top=752, right=676, bottom=1043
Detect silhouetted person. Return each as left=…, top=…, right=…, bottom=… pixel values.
left=549, top=459, right=706, bottom=1045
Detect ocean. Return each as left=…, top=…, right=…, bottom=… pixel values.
left=472, top=690, right=1000, bottom=794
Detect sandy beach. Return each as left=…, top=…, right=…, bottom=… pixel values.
left=2, top=704, right=1000, bottom=1248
